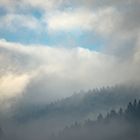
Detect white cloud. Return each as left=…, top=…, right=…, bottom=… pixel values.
left=0, top=0, right=65, bottom=11
left=0, top=39, right=139, bottom=105
left=133, top=34, right=140, bottom=63
left=47, top=8, right=120, bottom=35
left=0, top=14, right=40, bottom=30
left=1, top=0, right=139, bottom=41
left=0, top=0, right=140, bottom=106
left=0, top=74, right=30, bottom=99
left=24, top=0, right=63, bottom=10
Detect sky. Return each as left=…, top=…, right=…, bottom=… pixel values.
left=0, top=0, right=140, bottom=106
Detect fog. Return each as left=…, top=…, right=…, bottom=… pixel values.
left=0, top=39, right=140, bottom=106
left=0, top=0, right=140, bottom=140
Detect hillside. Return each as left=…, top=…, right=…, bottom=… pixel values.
left=14, top=85, right=140, bottom=123
left=1, top=85, right=140, bottom=140
left=50, top=100, right=140, bottom=140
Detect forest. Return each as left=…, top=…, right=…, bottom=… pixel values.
left=0, top=86, right=140, bottom=140
left=50, top=99, right=140, bottom=140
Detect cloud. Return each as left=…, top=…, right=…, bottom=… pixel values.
left=74, top=0, right=140, bottom=34
left=0, top=14, right=40, bottom=31
left=134, top=34, right=140, bottom=63
left=0, top=39, right=139, bottom=106
left=0, top=73, right=31, bottom=110
left=0, top=0, right=65, bottom=11
left=70, top=0, right=140, bottom=8
left=23, top=0, right=63, bottom=10
left=47, top=7, right=120, bottom=35
left=1, top=0, right=139, bottom=46
left=0, top=74, right=30, bottom=99
left=46, top=0, right=140, bottom=36
left=0, top=0, right=140, bottom=106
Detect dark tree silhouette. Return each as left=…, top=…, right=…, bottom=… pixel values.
left=50, top=100, right=140, bottom=140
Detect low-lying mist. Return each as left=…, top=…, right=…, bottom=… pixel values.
left=0, top=85, right=140, bottom=140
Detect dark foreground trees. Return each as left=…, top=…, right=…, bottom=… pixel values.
left=50, top=99, right=140, bottom=140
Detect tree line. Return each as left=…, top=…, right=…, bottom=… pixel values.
left=50, top=99, right=140, bottom=140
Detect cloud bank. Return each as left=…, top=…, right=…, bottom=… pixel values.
left=0, top=0, right=140, bottom=36
left=0, top=0, right=140, bottom=106
left=0, top=39, right=140, bottom=106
